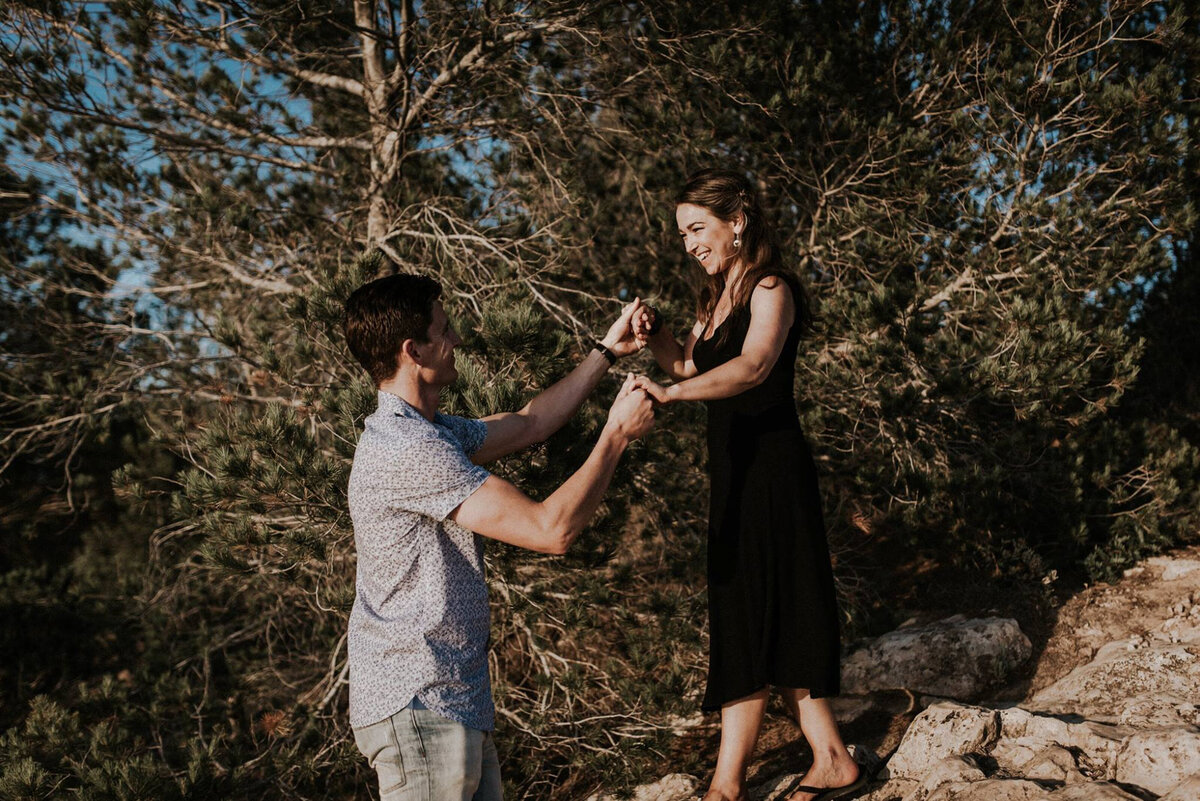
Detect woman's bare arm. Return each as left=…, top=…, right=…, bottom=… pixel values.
left=643, top=316, right=704, bottom=381
left=636, top=280, right=793, bottom=403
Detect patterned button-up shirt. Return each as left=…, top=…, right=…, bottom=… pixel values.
left=347, top=390, right=493, bottom=730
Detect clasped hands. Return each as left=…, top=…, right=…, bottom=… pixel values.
left=601, top=297, right=671, bottom=406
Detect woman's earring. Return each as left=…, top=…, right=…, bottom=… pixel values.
left=733, top=236, right=741, bottom=250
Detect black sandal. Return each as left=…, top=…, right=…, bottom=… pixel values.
left=789, top=770, right=869, bottom=800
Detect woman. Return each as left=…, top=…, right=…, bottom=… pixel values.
left=631, top=170, right=863, bottom=801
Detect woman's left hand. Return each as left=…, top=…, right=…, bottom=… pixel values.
left=631, top=375, right=673, bottom=404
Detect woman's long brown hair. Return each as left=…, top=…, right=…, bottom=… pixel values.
left=677, top=169, right=812, bottom=344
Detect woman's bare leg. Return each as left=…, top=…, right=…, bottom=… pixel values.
left=782, top=689, right=859, bottom=801
left=702, top=688, right=770, bottom=801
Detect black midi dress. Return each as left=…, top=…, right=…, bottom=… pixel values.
left=691, top=276, right=842, bottom=711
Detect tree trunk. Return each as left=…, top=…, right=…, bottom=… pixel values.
left=355, top=0, right=394, bottom=251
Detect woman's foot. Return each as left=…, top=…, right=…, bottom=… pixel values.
left=785, top=755, right=861, bottom=801
left=701, top=788, right=747, bottom=801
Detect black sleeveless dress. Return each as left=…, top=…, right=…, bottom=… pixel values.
left=691, top=276, right=841, bottom=710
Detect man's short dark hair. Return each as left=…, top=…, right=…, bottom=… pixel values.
left=344, top=273, right=442, bottom=386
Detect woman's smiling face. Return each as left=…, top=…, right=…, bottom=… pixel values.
left=676, top=202, right=742, bottom=276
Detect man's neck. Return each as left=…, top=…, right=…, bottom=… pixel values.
left=378, top=373, right=441, bottom=421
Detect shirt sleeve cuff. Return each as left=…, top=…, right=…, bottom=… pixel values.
left=432, top=464, right=490, bottom=521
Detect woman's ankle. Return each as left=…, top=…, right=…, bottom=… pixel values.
left=812, top=743, right=855, bottom=767
left=802, top=751, right=859, bottom=784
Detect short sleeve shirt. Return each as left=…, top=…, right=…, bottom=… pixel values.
left=347, top=390, right=493, bottom=730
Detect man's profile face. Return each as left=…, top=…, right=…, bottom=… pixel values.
left=422, top=301, right=461, bottom=386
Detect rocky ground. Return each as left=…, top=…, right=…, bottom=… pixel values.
left=592, top=545, right=1200, bottom=801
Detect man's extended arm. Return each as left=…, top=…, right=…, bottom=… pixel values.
left=472, top=299, right=644, bottom=464
left=450, top=376, right=654, bottom=554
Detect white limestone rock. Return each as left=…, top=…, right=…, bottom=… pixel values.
left=842, top=616, right=1032, bottom=699
left=905, top=755, right=985, bottom=801
left=1158, top=771, right=1200, bottom=801
left=1049, top=782, right=1140, bottom=800
left=1018, top=745, right=1086, bottom=784
left=1147, top=556, right=1200, bottom=581
left=924, top=778, right=1050, bottom=801
left=1112, top=726, right=1200, bottom=796
left=1027, top=641, right=1200, bottom=728
left=886, top=702, right=999, bottom=780
left=996, top=706, right=1131, bottom=776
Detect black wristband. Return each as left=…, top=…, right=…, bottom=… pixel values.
left=644, top=305, right=664, bottom=336
left=593, top=340, right=617, bottom=365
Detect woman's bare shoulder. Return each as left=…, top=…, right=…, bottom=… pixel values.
left=751, top=274, right=794, bottom=301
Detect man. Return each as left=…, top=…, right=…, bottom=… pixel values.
left=342, top=272, right=653, bottom=800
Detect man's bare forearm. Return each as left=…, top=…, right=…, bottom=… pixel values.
left=456, top=380, right=653, bottom=553
left=519, top=347, right=616, bottom=442
left=536, top=424, right=630, bottom=553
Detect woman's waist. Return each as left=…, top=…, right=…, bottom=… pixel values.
left=705, top=399, right=801, bottom=433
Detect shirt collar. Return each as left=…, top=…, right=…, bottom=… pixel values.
left=377, top=390, right=422, bottom=419
left=377, top=390, right=448, bottom=427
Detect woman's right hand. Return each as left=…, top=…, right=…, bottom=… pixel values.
left=631, top=375, right=673, bottom=405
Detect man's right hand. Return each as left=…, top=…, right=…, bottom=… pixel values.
left=605, top=373, right=655, bottom=442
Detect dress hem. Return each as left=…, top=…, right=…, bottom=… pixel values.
left=701, top=680, right=840, bottom=712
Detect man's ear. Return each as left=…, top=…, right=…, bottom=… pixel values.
left=400, top=338, right=424, bottom=366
